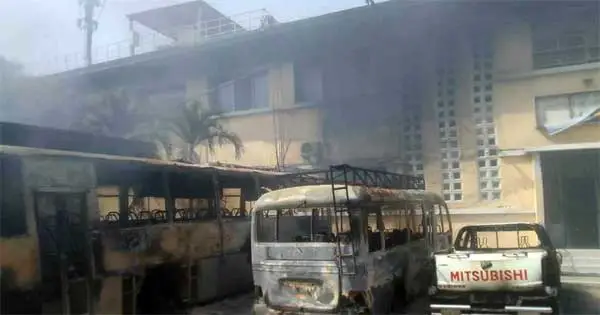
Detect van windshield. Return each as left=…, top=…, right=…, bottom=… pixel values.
left=254, top=208, right=358, bottom=243
left=454, top=224, right=547, bottom=251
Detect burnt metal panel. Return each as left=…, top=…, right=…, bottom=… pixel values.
left=0, top=122, right=156, bottom=158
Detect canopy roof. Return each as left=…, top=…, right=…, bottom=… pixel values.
left=127, top=0, right=241, bottom=39
left=0, top=144, right=282, bottom=180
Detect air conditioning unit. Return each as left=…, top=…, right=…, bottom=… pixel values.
left=300, top=142, right=326, bottom=165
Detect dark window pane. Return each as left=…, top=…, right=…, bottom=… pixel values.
left=0, top=157, right=27, bottom=237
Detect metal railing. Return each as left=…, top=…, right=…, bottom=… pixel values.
left=28, top=9, right=276, bottom=76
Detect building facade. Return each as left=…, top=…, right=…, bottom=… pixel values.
left=34, top=1, right=600, bottom=272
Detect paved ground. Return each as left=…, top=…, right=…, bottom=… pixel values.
left=189, top=277, right=600, bottom=315
left=189, top=293, right=430, bottom=315
left=190, top=293, right=254, bottom=315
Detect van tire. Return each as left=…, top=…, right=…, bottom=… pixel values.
left=551, top=298, right=563, bottom=315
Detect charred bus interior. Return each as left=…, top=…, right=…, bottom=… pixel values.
left=253, top=201, right=450, bottom=253
left=0, top=123, right=284, bottom=315
left=90, top=159, right=274, bottom=314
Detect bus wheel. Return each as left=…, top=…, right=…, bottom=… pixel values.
left=391, top=282, right=407, bottom=313
left=367, top=284, right=394, bottom=314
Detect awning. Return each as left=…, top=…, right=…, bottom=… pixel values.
left=500, top=142, right=600, bottom=157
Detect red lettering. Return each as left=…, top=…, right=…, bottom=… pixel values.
left=450, top=271, right=461, bottom=281
left=481, top=270, right=489, bottom=281
left=514, top=270, right=524, bottom=281
left=490, top=270, right=499, bottom=281
left=448, top=269, right=529, bottom=282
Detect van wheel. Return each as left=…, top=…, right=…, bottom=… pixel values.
left=551, top=298, right=563, bottom=315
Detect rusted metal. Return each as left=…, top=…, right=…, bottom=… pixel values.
left=1, top=144, right=282, bottom=314
left=277, top=164, right=425, bottom=190
left=0, top=144, right=285, bottom=178
left=251, top=169, right=450, bottom=314
left=254, top=184, right=445, bottom=211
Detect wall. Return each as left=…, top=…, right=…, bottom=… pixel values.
left=494, top=18, right=600, bottom=150
left=185, top=63, right=322, bottom=167
left=492, top=18, right=600, bottom=221
left=185, top=9, right=598, bottom=225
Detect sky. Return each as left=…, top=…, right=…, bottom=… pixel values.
left=0, top=0, right=366, bottom=74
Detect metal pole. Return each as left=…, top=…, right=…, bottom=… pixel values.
left=163, top=171, right=175, bottom=223
left=80, top=0, right=99, bottom=67
left=212, top=171, right=225, bottom=256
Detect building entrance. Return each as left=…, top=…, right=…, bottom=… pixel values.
left=542, top=149, right=600, bottom=249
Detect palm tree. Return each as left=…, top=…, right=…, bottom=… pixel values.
left=161, top=100, right=244, bottom=163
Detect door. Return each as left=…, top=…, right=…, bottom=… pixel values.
left=34, top=192, right=94, bottom=315
left=563, top=177, right=599, bottom=249
left=435, top=204, right=452, bottom=252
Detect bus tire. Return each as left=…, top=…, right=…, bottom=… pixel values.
left=391, top=277, right=407, bottom=312
left=367, top=283, right=394, bottom=314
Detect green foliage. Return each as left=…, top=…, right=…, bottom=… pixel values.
left=161, top=100, right=244, bottom=163
left=73, top=90, right=244, bottom=163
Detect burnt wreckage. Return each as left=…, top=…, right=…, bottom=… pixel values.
left=250, top=165, right=453, bottom=314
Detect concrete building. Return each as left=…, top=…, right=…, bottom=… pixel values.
left=36, top=0, right=600, bottom=273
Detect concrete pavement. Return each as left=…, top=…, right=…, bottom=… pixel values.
left=190, top=277, right=600, bottom=315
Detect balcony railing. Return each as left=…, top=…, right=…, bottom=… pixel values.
left=28, top=9, right=276, bottom=76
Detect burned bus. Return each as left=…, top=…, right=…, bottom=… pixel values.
left=250, top=165, right=452, bottom=314
left=0, top=135, right=282, bottom=314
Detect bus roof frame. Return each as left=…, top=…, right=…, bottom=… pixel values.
left=0, top=144, right=283, bottom=180
left=253, top=184, right=445, bottom=211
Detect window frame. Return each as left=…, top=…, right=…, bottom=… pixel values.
left=215, top=69, right=271, bottom=112
left=531, top=3, right=600, bottom=70
left=535, top=90, right=600, bottom=128
left=0, top=156, right=29, bottom=237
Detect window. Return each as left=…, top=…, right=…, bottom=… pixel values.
left=455, top=224, right=543, bottom=250
left=473, top=38, right=501, bottom=201
left=250, top=71, right=269, bottom=109
left=217, top=81, right=235, bottom=112
left=295, top=65, right=323, bottom=103
left=532, top=3, right=599, bottom=69
left=536, top=91, right=600, bottom=127
left=0, top=157, right=27, bottom=237
left=255, top=208, right=355, bottom=243
left=400, top=87, right=424, bottom=177
left=436, top=60, right=463, bottom=202
left=216, top=71, right=270, bottom=112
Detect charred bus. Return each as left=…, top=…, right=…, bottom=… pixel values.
left=251, top=165, right=452, bottom=314
left=0, top=142, right=282, bottom=315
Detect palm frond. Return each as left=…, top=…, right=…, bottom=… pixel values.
left=159, top=99, right=244, bottom=162
left=210, top=124, right=245, bottom=159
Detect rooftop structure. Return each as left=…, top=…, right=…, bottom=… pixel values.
left=31, top=0, right=277, bottom=75
left=127, top=0, right=246, bottom=40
